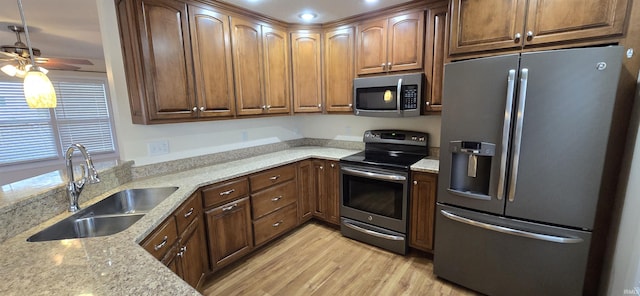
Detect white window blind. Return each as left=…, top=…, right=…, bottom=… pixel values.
left=0, top=78, right=116, bottom=167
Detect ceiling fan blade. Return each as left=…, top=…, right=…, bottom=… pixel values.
left=0, top=51, right=19, bottom=60
left=37, top=62, right=81, bottom=71
left=35, top=57, right=93, bottom=65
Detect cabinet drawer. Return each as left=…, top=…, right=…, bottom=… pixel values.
left=249, top=164, right=296, bottom=192
left=142, top=216, right=178, bottom=260
left=174, top=193, right=202, bottom=234
left=202, top=177, right=249, bottom=208
left=253, top=203, right=298, bottom=246
left=251, top=180, right=297, bottom=219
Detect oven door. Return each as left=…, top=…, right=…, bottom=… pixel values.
left=340, top=163, right=409, bottom=233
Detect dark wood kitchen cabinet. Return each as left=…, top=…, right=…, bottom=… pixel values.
left=291, top=31, right=323, bottom=113
left=297, top=159, right=340, bottom=225
left=202, top=178, right=253, bottom=271
left=324, top=26, right=355, bottom=113
left=409, top=172, right=437, bottom=252
left=231, top=16, right=291, bottom=116
left=140, top=192, right=208, bottom=289
left=250, top=164, right=298, bottom=246
left=423, top=3, right=448, bottom=113
left=356, top=11, right=424, bottom=75
left=116, top=0, right=239, bottom=123
left=449, top=0, right=629, bottom=56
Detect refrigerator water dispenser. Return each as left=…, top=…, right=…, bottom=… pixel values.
left=448, top=141, right=495, bottom=200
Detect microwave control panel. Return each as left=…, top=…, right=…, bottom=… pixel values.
left=402, top=85, right=418, bottom=109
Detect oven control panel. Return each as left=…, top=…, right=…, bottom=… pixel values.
left=363, top=130, right=428, bottom=146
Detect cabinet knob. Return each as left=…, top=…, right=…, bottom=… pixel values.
left=381, top=63, right=386, bottom=70
left=318, top=104, right=322, bottom=108
left=387, top=62, right=391, bottom=70
left=330, top=163, right=335, bottom=168
left=348, top=103, right=353, bottom=108
left=319, top=166, right=324, bottom=170
left=192, top=107, right=198, bottom=112
left=199, top=106, right=205, bottom=111
left=514, top=33, right=521, bottom=41
left=425, top=101, right=430, bottom=106
left=262, top=105, right=267, bottom=110
left=413, top=180, right=418, bottom=185
left=266, top=105, right=271, bottom=110
left=526, top=31, right=534, bottom=39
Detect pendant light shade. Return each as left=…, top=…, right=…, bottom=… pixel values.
left=16, top=0, right=57, bottom=108
left=23, top=67, right=56, bottom=108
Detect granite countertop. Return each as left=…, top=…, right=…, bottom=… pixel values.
left=0, top=147, right=439, bottom=295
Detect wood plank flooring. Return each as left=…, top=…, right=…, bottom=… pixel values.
left=202, top=222, right=479, bottom=296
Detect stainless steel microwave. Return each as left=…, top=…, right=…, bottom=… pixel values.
left=353, top=73, right=423, bottom=117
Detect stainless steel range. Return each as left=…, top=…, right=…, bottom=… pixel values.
left=340, top=129, right=428, bottom=254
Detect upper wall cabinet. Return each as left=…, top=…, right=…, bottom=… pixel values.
left=117, top=0, right=196, bottom=123
left=117, top=0, right=240, bottom=124
left=324, top=27, right=355, bottom=113
left=232, top=17, right=291, bottom=116
left=356, top=11, right=425, bottom=75
left=291, top=31, right=323, bottom=113
left=423, top=3, right=448, bottom=113
left=449, top=0, right=629, bottom=56
left=188, top=5, right=236, bottom=118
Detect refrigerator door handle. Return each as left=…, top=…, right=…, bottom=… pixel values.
left=497, top=69, right=517, bottom=200
left=508, top=68, right=529, bottom=202
left=440, top=210, right=584, bottom=244
left=396, top=78, right=403, bottom=114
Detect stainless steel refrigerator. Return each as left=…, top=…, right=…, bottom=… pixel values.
left=434, top=46, right=623, bottom=296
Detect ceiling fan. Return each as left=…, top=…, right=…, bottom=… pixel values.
left=0, top=25, right=93, bottom=76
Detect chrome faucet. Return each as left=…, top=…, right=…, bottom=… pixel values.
left=65, top=143, right=100, bottom=212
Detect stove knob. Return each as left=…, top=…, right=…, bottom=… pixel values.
left=419, top=137, right=425, bottom=142
left=411, top=136, right=417, bottom=141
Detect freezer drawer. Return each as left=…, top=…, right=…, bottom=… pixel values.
left=434, top=204, right=591, bottom=296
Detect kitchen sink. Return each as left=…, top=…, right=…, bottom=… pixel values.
left=27, top=187, right=178, bottom=242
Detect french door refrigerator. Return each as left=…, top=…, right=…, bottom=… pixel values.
left=434, top=46, right=623, bottom=296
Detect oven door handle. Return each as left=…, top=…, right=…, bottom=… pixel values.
left=341, top=167, right=406, bottom=181
left=343, top=220, right=404, bottom=241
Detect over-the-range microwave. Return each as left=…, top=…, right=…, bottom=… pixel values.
left=353, top=73, right=423, bottom=117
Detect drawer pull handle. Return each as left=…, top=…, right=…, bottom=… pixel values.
left=183, top=208, right=194, bottom=218
left=219, top=189, right=235, bottom=196
left=154, top=236, right=168, bottom=251
left=271, top=196, right=282, bottom=202
left=222, top=204, right=238, bottom=212
left=269, top=175, right=280, bottom=181
left=272, top=220, right=283, bottom=227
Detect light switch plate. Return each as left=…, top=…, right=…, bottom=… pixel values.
left=147, top=140, right=169, bottom=156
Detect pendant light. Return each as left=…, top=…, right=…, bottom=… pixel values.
left=17, top=0, right=57, bottom=108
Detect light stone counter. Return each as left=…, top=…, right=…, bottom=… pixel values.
left=0, top=146, right=438, bottom=295
left=411, top=157, right=440, bottom=173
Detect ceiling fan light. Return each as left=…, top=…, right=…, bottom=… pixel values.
left=23, top=68, right=57, bottom=108
left=1, top=64, right=18, bottom=76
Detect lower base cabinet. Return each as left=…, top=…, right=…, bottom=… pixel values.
left=141, top=159, right=436, bottom=290
left=409, top=172, right=437, bottom=252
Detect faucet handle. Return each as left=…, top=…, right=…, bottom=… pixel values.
left=88, top=167, right=100, bottom=184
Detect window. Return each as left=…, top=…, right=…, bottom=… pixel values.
left=0, top=74, right=118, bottom=185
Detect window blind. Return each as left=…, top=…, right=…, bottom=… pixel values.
left=0, top=79, right=116, bottom=166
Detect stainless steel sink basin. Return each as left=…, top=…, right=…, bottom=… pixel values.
left=27, top=187, right=178, bottom=242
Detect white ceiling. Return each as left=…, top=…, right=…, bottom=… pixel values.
left=0, top=0, right=413, bottom=73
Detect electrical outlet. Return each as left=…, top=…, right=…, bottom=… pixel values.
left=147, top=140, right=169, bottom=156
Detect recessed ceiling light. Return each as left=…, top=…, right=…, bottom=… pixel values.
left=299, top=13, right=317, bottom=21
left=365, top=0, right=378, bottom=3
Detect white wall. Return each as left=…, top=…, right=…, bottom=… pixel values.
left=605, top=81, right=640, bottom=295
left=96, top=0, right=441, bottom=167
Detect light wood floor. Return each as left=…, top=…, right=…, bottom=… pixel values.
left=202, top=222, right=479, bottom=296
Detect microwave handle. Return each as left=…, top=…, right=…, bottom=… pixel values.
left=396, top=78, right=403, bottom=114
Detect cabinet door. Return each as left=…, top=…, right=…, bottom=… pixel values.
left=137, top=0, right=196, bottom=120
left=205, top=197, right=253, bottom=270
left=409, top=172, right=437, bottom=252
left=231, top=17, right=264, bottom=116
left=178, top=218, right=207, bottom=288
left=325, top=161, right=341, bottom=225
left=189, top=5, right=235, bottom=118
left=449, top=0, right=527, bottom=55
left=524, top=0, right=628, bottom=46
left=312, top=159, right=327, bottom=220
left=297, top=160, right=314, bottom=223
left=262, top=25, right=291, bottom=114
left=423, top=4, right=448, bottom=113
left=387, top=11, right=424, bottom=72
left=324, top=27, right=354, bottom=113
left=356, top=18, right=388, bottom=75
left=291, top=32, right=323, bottom=113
